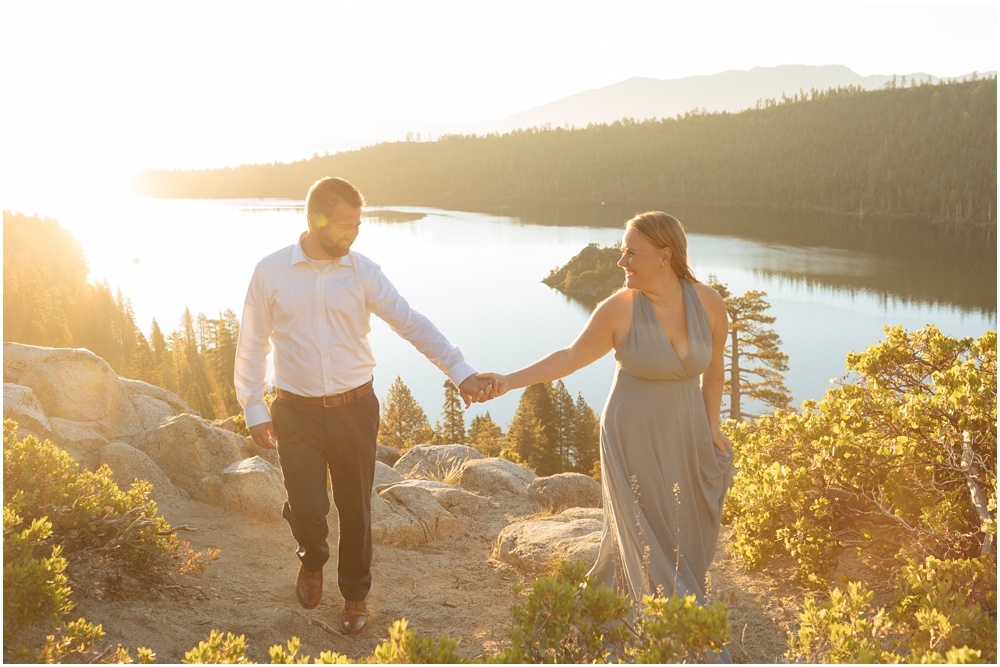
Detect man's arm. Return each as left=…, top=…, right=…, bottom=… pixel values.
left=234, top=265, right=277, bottom=449
left=364, top=263, right=486, bottom=406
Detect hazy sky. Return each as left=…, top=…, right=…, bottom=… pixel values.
left=1, top=1, right=996, bottom=198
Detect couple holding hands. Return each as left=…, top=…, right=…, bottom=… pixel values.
left=234, top=177, right=734, bottom=660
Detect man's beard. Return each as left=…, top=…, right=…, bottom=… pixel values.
left=319, top=237, right=351, bottom=258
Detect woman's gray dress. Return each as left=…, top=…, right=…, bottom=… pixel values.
left=588, top=282, right=735, bottom=661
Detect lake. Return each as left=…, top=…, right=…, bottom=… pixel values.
left=9, top=192, right=996, bottom=426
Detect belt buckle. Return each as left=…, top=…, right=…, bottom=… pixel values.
left=322, top=394, right=339, bottom=408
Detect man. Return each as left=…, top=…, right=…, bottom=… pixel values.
left=235, top=177, right=493, bottom=634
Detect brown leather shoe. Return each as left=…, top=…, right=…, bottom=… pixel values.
left=295, top=565, right=322, bottom=609
left=341, top=599, right=368, bottom=634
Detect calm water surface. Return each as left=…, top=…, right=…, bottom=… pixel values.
left=18, top=194, right=997, bottom=425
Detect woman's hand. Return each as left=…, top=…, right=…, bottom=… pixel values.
left=477, top=372, right=510, bottom=398
left=711, top=428, right=733, bottom=455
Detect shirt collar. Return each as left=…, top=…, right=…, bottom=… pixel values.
left=291, top=233, right=353, bottom=268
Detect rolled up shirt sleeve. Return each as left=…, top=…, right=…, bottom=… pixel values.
left=364, top=263, right=476, bottom=388
left=235, top=264, right=274, bottom=428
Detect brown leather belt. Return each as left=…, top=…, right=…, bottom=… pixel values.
left=276, top=379, right=374, bottom=408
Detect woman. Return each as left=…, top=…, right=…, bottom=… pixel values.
left=482, top=212, right=735, bottom=660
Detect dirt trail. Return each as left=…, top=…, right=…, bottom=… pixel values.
left=74, top=497, right=800, bottom=663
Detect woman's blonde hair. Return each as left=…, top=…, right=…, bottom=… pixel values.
left=625, top=211, right=698, bottom=282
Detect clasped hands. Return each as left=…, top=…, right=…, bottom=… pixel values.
left=457, top=372, right=511, bottom=407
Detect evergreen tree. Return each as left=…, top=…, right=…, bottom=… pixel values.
left=378, top=376, right=434, bottom=451
left=3, top=213, right=245, bottom=418
left=571, top=393, right=600, bottom=479
left=468, top=412, right=504, bottom=457
left=709, top=279, right=792, bottom=420
left=186, top=378, right=217, bottom=419
left=129, top=331, right=161, bottom=386
left=196, top=312, right=211, bottom=352
left=160, top=346, right=180, bottom=395
left=437, top=379, right=466, bottom=444
left=506, top=383, right=561, bottom=474
left=3, top=211, right=86, bottom=348
left=149, top=318, right=166, bottom=363
left=552, top=380, right=576, bottom=471
left=504, top=397, right=545, bottom=473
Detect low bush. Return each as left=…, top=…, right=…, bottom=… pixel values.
left=724, top=326, right=996, bottom=587
left=3, top=419, right=215, bottom=661
left=787, top=554, right=995, bottom=663
left=180, top=561, right=729, bottom=664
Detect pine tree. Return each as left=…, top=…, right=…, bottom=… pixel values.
left=505, top=383, right=561, bottom=475
left=378, top=376, right=434, bottom=451
left=149, top=318, right=166, bottom=363
left=552, top=380, right=576, bottom=471
left=571, top=393, right=600, bottom=479
left=160, top=346, right=180, bottom=395
left=709, top=279, right=792, bottom=420
left=504, top=397, right=545, bottom=473
left=130, top=331, right=161, bottom=386
left=468, top=412, right=504, bottom=457
left=437, top=379, right=466, bottom=444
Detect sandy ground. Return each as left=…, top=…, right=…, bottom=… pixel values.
left=72, top=496, right=806, bottom=663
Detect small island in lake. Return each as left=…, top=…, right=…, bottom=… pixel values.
left=543, top=243, right=623, bottom=305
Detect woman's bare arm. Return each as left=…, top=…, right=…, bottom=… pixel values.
left=481, top=291, right=629, bottom=394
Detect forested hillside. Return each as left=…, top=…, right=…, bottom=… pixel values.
left=134, top=78, right=997, bottom=224
left=3, top=211, right=239, bottom=419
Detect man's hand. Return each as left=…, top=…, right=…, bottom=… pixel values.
left=458, top=375, right=497, bottom=408
left=249, top=421, right=278, bottom=450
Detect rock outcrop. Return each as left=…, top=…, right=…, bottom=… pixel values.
left=3, top=382, right=52, bottom=441
left=459, top=457, right=537, bottom=497
left=394, top=444, right=484, bottom=481
left=492, top=507, right=603, bottom=572
left=376, top=445, right=401, bottom=467
left=132, top=414, right=246, bottom=495
left=49, top=417, right=108, bottom=456
left=3, top=343, right=142, bottom=441
left=219, top=457, right=286, bottom=523
left=528, top=473, right=602, bottom=512
left=384, top=479, right=495, bottom=517
left=213, top=415, right=243, bottom=434
left=374, top=461, right=405, bottom=487
left=120, top=378, right=189, bottom=431
left=371, top=484, right=461, bottom=548
left=4, top=343, right=542, bottom=549
left=99, top=442, right=179, bottom=503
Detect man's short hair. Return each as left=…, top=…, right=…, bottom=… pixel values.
left=306, top=177, right=366, bottom=214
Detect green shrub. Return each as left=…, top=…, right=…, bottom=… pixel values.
left=231, top=413, right=250, bottom=437
left=3, top=419, right=212, bottom=661
left=787, top=555, right=996, bottom=663
left=893, top=555, right=996, bottom=663
left=725, top=326, right=997, bottom=588
left=268, top=636, right=353, bottom=664
left=178, top=561, right=729, bottom=664
left=370, top=619, right=465, bottom=664
left=183, top=630, right=249, bottom=664
left=493, top=561, right=632, bottom=662
left=493, top=561, right=729, bottom=663
left=3, top=420, right=217, bottom=580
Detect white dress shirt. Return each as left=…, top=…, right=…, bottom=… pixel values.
left=235, top=237, right=476, bottom=428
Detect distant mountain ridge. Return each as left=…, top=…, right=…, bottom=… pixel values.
left=135, top=78, right=997, bottom=227
left=481, top=64, right=994, bottom=132
left=305, top=65, right=994, bottom=154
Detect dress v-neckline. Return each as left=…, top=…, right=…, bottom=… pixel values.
left=640, top=286, right=691, bottom=363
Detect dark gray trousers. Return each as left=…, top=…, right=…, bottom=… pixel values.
left=270, top=391, right=379, bottom=601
